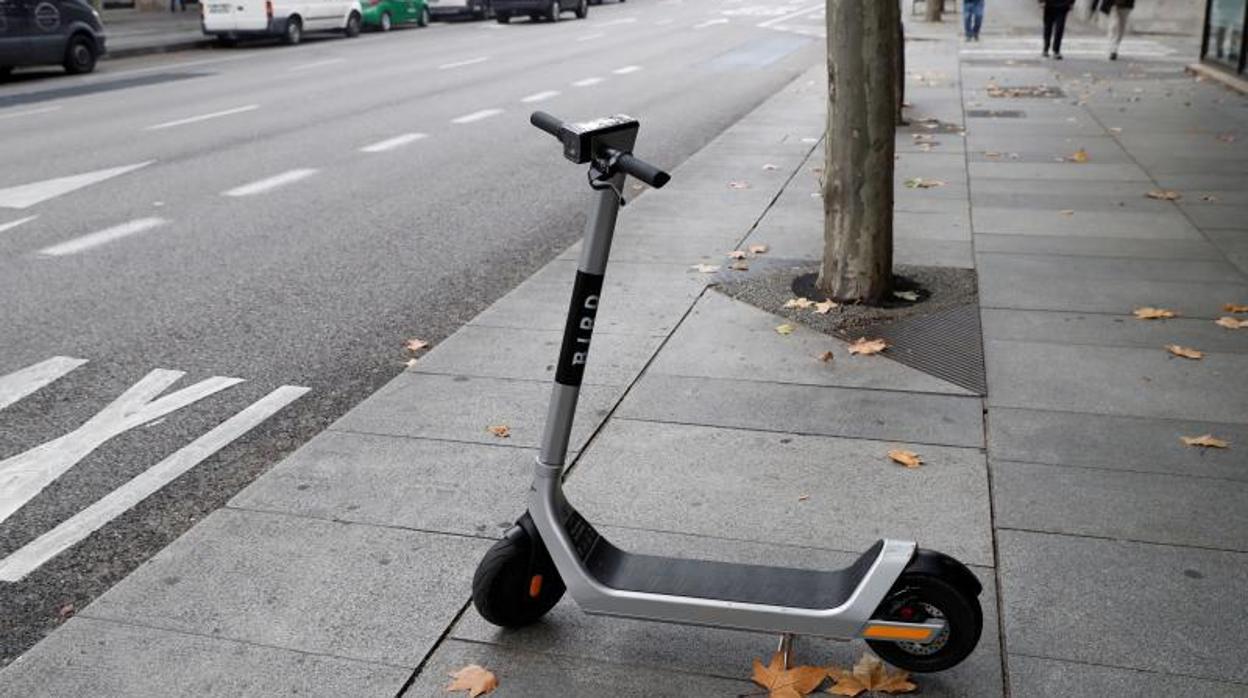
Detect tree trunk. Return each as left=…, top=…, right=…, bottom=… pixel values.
left=896, top=16, right=907, bottom=125
left=818, top=0, right=899, bottom=304
left=924, top=0, right=942, bottom=22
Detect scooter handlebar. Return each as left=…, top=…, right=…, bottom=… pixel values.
left=529, top=111, right=671, bottom=189
left=531, top=111, right=563, bottom=138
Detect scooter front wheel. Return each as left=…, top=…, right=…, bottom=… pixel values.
left=865, top=573, right=982, bottom=673
left=472, top=513, right=565, bottom=627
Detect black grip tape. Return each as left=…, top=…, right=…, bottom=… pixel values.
left=555, top=271, right=605, bottom=386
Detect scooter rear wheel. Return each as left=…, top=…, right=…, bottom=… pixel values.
left=866, top=573, right=982, bottom=673
left=472, top=514, right=565, bottom=627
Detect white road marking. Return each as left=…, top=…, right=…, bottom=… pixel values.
left=452, top=108, right=503, bottom=124
left=694, top=18, right=729, bottom=29
left=0, top=161, right=154, bottom=210
left=360, top=132, right=428, bottom=153
left=577, top=32, right=605, bottom=42
left=613, top=65, right=642, bottom=75
left=37, top=217, right=168, bottom=257
left=0, top=369, right=244, bottom=525
left=0, top=106, right=62, bottom=121
left=145, top=104, right=260, bottom=131
left=521, top=90, right=560, bottom=103
left=757, top=2, right=821, bottom=28
left=288, top=58, right=346, bottom=72
left=573, top=77, right=604, bottom=87
left=0, top=215, right=38, bottom=235
left=223, top=168, right=318, bottom=197
left=0, top=357, right=87, bottom=411
left=593, top=17, right=636, bottom=27
left=0, top=385, right=309, bottom=582
left=439, top=56, right=489, bottom=70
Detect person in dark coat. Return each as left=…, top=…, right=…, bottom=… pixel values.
left=1040, top=0, right=1075, bottom=59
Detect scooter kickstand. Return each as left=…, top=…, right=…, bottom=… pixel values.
left=776, top=633, right=796, bottom=669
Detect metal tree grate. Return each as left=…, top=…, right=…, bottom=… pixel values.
left=966, top=109, right=1026, bottom=119
left=863, top=304, right=987, bottom=395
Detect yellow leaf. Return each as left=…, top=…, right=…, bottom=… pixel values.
left=1165, top=344, right=1204, bottom=360
left=784, top=297, right=816, bottom=310
left=1224, top=303, right=1248, bottom=314
left=776, top=324, right=796, bottom=336
left=727, top=250, right=748, bottom=259
left=405, top=338, right=430, bottom=352
left=446, top=664, right=498, bottom=697
left=827, top=655, right=916, bottom=696
left=1181, top=434, right=1230, bottom=449
left=817, top=351, right=835, bottom=363
left=1132, top=307, right=1176, bottom=320
left=749, top=244, right=770, bottom=254
left=486, top=425, right=510, bottom=438
left=888, top=449, right=923, bottom=468
left=814, top=300, right=839, bottom=315
left=1069, top=148, right=1089, bottom=163
left=848, top=338, right=888, bottom=356
left=1216, top=317, right=1247, bottom=329
left=1146, top=190, right=1182, bottom=201
left=751, top=652, right=828, bottom=698
left=690, top=264, right=720, bottom=274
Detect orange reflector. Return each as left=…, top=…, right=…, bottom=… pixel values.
left=528, top=575, right=543, bottom=599
left=863, top=625, right=935, bottom=641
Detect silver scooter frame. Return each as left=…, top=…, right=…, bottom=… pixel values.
left=524, top=113, right=945, bottom=644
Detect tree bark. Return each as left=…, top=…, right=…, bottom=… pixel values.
left=924, top=0, right=942, bottom=22
left=818, top=0, right=899, bottom=304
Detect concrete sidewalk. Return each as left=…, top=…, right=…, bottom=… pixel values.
left=101, top=8, right=210, bottom=59
left=3, top=14, right=1247, bottom=698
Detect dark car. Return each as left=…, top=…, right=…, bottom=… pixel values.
left=0, top=0, right=106, bottom=76
left=494, top=0, right=586, bottom=23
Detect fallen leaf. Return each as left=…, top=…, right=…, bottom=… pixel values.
left=1224, top=303, right=1248, bottom=313
left=446, top=664, right=499, bottom=697
left=798, top=494, right=811, bottom=502
left=784, top=297, right=815, bottom=310
left=1215, top=316, right=1247, bottom=329
left=893, top=290, right=919, bottom=302
left=727, top=250, right=748, bottom=259
left=775, top=324, right=796, bottom=336
left=1146, top=190, right=1182, bottom=201
left=984, top=150, right=1002, bottom=158
left=1133, top=307, right=1176, bottom=320
left=888, top=449, right=923, bottom=469
left=1069, top=148, right=1089, bottom=163
left=730, top=261, right=750, bottom=271
left=904, top=177, right=945, bottom=189
left=848, top=338, right=888, bottom=356
left=690, top=264, right=720, bottom=273
left=56, top=602, right=75, bottom=622
left=751, top=652, right=828, bottom=698
left=1201, top=194, right=1219, bottom=202
left=1059, top=209, right=1075, bottom=216
left=813, top=300, right=839, bottom=315
left=486, top=425, right=511, bottom=438
left=406, top=358, right=419, bottom=368
left=749, top=244, right=770, bottom=255
left=763, top=163, right=780, bottom=171
left=1216, top=133, right=1237, bottom=143
left=1181, top=434, right=1230, bottom=449
left=1109, top=126, right=1123, bottom=133
left=818, top=350, right=835, bottom=363
left=405, top=338, right=430, bottom=352
left=827, top=654, right=917, bottom=696
left=728, top=180, right=750, bottom=189
left=1165, top=344, right=1204, bottom=360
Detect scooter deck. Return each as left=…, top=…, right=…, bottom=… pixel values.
left=584, top=536, right=884, bottom=610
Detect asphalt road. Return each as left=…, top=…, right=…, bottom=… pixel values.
left=0, top=0, right=823, bottom=665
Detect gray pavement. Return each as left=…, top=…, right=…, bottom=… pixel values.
left=3, top=6, right=1248, bottom=698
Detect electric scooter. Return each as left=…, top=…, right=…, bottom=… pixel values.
left=471, top=112, right=983, bottom=673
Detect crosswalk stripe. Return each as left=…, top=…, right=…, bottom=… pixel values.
left=0, top=357, right=87, bottom=411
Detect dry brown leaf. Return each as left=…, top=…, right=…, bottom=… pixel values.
left=727, top=250, right=748, bottom=260
left=1146, top=190, right=1182, bottom=201
left=730, top=261, right=750, bottom=271
left=798, top=494, right=811, bottom=502
left=1069, top=148, right=1089, bottom=163
left=690, top=263, right=720, bottom=273
left=56, top=602, right=75, bottom=622
left=405, top=338, right=430, bottom=352
left=818, top=350, right=835, bottom=363
left=486, top=425, right=511, bottom=439
left=784, top=297, right=816, bottom=310
left=751, top=652, right=828, bottom=698
left=813, top=300, right=839, bottom=315
left=904, top=177, right=945, bottom=189
left=848, top=338, right=888, bottom=356
left=888, top=449, right=923, bottom=469
left=893, top=290, right=919, bottom=302
left=446, top=664, right=499, bottom=697
left=775, top=324, right=796, bottom=336
left=1215, top=317, right=1247, bottom=329
left=827, top=654, right=917, bottom=696
left=1165, top=344, right=1204, bottom=360
left=1224, top=303, right=1248, bottom=314
left=763, top=163, right=780, bottom=171
left=749, top=244, right=770, bottom=255
left=728, top=180, right=751, bottom=189
left=1059, top=209, right=1075, bottom=216
left=1217, top=133, right=1237, bottom=143
left=1133, top=307, right=1176, bottom=320
left=1181, top=434, right=1230, bottom=449
left=1201, top=194, right=1219, bottom=202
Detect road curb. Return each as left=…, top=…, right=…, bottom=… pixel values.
left=105, top=38, right=215, bottom=61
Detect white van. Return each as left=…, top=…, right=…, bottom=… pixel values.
left=202, top=0, right=364, bottom=45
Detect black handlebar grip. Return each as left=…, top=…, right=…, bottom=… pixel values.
left=617, top=153, right=672, bottom=189
left=530, top=111, right=563, bottom=138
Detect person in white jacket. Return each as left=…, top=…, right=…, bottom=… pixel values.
left=1096, top=0, right=1135, bottom=61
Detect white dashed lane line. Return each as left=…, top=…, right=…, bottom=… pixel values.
left=0, top=215, right=38, bottom=235
left=223, top=169, right=319, bottom=197
left=613, top=65, right=642, bottom=75
left=694, top=18, right=729, bottom=29
left=37, top=217, right=168, bottom=257
left=145, top=105, right=260, bottom=131
left=360, top=133, right=428, bottom=153
left=521, top=90, right=561, bottom=103
left=452, top=108, right=504, bottom=124
left=593, top=17, right=637, bottom=28
left=439, top=56, right=490, bottom=70
left=0, top=106, right=62, bottom=121
left=288, top=58, right=347, bottom=72
left=577, top=33, right=605, bottom=42
left=572, top=77, right=604, bottom=87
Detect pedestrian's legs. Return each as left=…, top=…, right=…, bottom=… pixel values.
left=963, top=0, right=974, bottom=39
left=1043, top=6, right=1056, bottom=55
left=1108, top=7, right=1131, bottom=58
left=971, top=1, right=983, bottom=38
left=1053, top=7, right=1068, bottom=57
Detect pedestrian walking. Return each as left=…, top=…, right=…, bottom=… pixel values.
left=1096, top=0, right=1135, bottom=60
left=963, top=0, right=985, bottom=41
left=1040, top=0, right=1074, bottom=59
left=169, top=0, right=185, bottom=12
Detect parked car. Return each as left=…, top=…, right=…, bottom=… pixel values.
left=0, top=0, right=106, bottom=76
left=425, top=0, right=491, bottom=21
left=494, top=0, right=585, bottom=22
left=201, top=0, right=364, bottom=45
left=362, top=0, right=427, bottom=30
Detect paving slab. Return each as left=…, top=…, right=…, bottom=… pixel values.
left=971, top=208, right=1200, bottom=239
left=649, top=293, right=972, bottom=395
left=896, top=210, right=971, bottom=241
left=330, top=372, right=622, bottom=451
left=983, top=253, right=1244, bottom=283
left=992, top=459, right=1248, bottom=551
left=82, top=508, right=489, bottom=667
left=411, top=324, right=665, bottom=386
left=0, top=617, right=407, bottom=698
left=985, top=339, right=1248, bottom=423
left=617, top=374, right=985, bottom=448
left=987, top=407, right=1247, bottom=481
left=1007, top=654, right=1248, bottom=697
left=973, top=233, right=1225, bottom=260
left=230, top=430, right=533, bottom=538
left=897, top=238, right=976, bottom=268
left=452, top=526, right=1004, bottom=697
left=981, top=308, right=1248, bottom=353
left=567, top=419, right=993, bottom=566
left=997, top=529, right=1248, bottom=684
left=1181, top=203, right=1248, bottom=229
